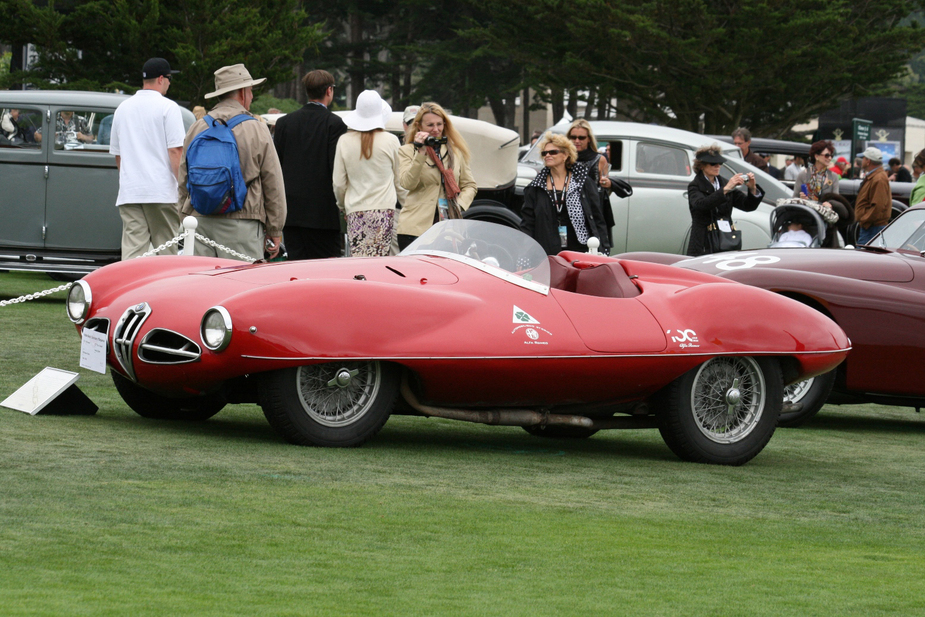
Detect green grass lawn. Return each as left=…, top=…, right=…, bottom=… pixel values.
left=2, top=271, right=925, bottom=616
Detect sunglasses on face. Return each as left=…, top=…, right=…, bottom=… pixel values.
left=541, top=150, right=562, bottom=156
left=569, top=135, right=588, bottom=141
left=819, top=152, right=832, bottom=158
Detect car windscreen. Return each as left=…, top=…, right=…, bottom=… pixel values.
left=402, top=219, right=551, bottom=293
left=873, top=208, right=925, bottom=251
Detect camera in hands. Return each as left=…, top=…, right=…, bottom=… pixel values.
left=424, top=136, right=448, bottom=147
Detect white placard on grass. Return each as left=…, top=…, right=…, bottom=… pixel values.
left=1, top=367, right=80, bottom=415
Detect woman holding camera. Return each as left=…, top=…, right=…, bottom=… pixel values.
left=519, top=132, right=608, bottom=256
left=687, top=144, right=763, bottom=256
left=397, top=102, right=477, bottom=250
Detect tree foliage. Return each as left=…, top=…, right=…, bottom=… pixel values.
left=470, top=0, right=925, bottom=135
left=2, top=0, right=925, bottom=136
left=0, top=0, right=323, bottom=105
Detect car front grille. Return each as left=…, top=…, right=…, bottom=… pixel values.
left=138, top=328, right=202, bottom=365
left=113, top=303, right=151, bottom=381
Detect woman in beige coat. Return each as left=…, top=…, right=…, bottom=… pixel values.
left=397, top=102, right=477, bottom=250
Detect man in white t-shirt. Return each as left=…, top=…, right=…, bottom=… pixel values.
left=110, top=57, right=186, bottom=260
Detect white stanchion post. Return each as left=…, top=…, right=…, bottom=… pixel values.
left=587, top=236, right=600, bottom=256
left=183, top=216, right=198, bottom=257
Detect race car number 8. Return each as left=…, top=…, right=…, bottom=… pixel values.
left=701, top=254, right=781, bottom=271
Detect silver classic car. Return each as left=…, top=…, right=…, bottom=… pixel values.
left=0, top=90, right=195, bottom=277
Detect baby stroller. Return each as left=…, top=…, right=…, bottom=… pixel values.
left=768, top=200, right=833, bottom=248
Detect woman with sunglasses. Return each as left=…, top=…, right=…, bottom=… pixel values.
left=687, top=144, right=763, bottom=256
left=567, top=119, right=614, bottom=244
left=792, top=140, right=840, bottom=201
left=519, top=132, right=608, bottom=256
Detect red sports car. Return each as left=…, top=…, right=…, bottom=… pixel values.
left=620, top=203, right=925, bottom=426
left=66, top=220, right=849, bottom=465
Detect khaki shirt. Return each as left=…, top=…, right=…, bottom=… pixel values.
left=178, top=99, right=287, bottom=236
left=397, top=142, right=477, bottom=237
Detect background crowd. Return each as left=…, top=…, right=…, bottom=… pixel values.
left=111, top=57, right=925, bottom=266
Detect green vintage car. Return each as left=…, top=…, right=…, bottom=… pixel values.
left=0, top=90, right=195, bottom=277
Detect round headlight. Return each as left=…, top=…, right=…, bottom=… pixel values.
left=66, top=281, right=92, bottom=323
left=201, top=306, right=232, bottom=352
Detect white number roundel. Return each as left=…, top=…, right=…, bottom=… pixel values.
left=702, top=254, right=781, bottom=271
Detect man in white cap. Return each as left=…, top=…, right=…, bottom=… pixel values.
left=854, top=146, right=891, bottom=245
left=401, top=105, right=420, bottom=143
left=178, top=63, right=286, bottom=261
left=110, top=57, right=185, bottom=260
left=273, top=69, right=347, bottom=260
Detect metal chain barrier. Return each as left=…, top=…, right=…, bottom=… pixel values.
left=194, top=233, right=257, bottom=263
left=1, top=227, right=254, bottom=308
left=141, top=234, right=185, bottom=257
left=0, top=283, right=73, bottom=307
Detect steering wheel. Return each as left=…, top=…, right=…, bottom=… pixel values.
left=475, top=242, right=515, bottom=272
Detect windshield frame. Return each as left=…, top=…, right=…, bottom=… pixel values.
left=401, top=220, right=551, bottom=295
left=870, top=207, right=925, bottom=253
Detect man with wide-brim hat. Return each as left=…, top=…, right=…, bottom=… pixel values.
left=854, top=146, right=891, bottom=245
left=177, top=64, right=286, bottom=261
left=273, top=69, right=347, bottom=260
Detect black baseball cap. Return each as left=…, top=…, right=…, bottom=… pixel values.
left=142, top=58, right=179, bottom=80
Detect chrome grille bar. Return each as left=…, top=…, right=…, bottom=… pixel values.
left=112, top=303, right=151, bottom=381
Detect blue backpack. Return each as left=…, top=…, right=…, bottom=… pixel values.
left=186, top=114, right=255, bottom=215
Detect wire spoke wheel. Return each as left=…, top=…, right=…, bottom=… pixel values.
left=260, top=361, right=399, bottom=447
left=297, top=362, right=382, bottom=427
left=690, top=356, right=766, bottom=444
left=656, top=356, right=782, bottom=465
left=777, top=369, right=836, bottom=428
left=783, top=378, right=814, bottom=405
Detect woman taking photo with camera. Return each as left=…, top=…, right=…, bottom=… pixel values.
left=687, top=144, right=763, bottom=256
left=520, top=132, right=608, bottom=256
left=397, top=102, right=477, bottom=250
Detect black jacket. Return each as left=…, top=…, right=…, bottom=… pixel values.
left=687, top=172, right=763, bottom=256
left=273, top=103, right=347, bottom=229
left=520, top=167, right=609, bottom=256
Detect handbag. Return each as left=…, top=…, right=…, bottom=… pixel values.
left=706, top=211, right=742, bottom=253
left=426, top=145, right=464, bottom=219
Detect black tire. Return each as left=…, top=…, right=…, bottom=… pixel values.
left=777, top=370, right=837, bottom=428
left=463, top=202, right=522, bottom=228
left=522, top=425, right=599, bottom=439
left=259, top=361, right=399, bottom=447
left=111, top=370, right=225, bottom=421
left=655, top=356, right=782, bottom=465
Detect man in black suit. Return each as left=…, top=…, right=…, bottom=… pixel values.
left=274, top=69, right=347, bottom=259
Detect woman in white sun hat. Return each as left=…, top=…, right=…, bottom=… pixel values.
left=333, top=89, right=406, bottom=257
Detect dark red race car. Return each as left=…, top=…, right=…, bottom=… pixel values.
left=65, top=220, right=849, bottom=464
left=620, top=203, right=925, bottom=426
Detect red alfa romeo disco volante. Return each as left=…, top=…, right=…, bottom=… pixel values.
left=66, top=220, right=850, bottom=465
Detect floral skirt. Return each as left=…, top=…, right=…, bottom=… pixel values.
left=346, top=209, right=394, bottom=257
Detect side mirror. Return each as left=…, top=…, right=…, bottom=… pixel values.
left=610, top=177, right=633, bottom=199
